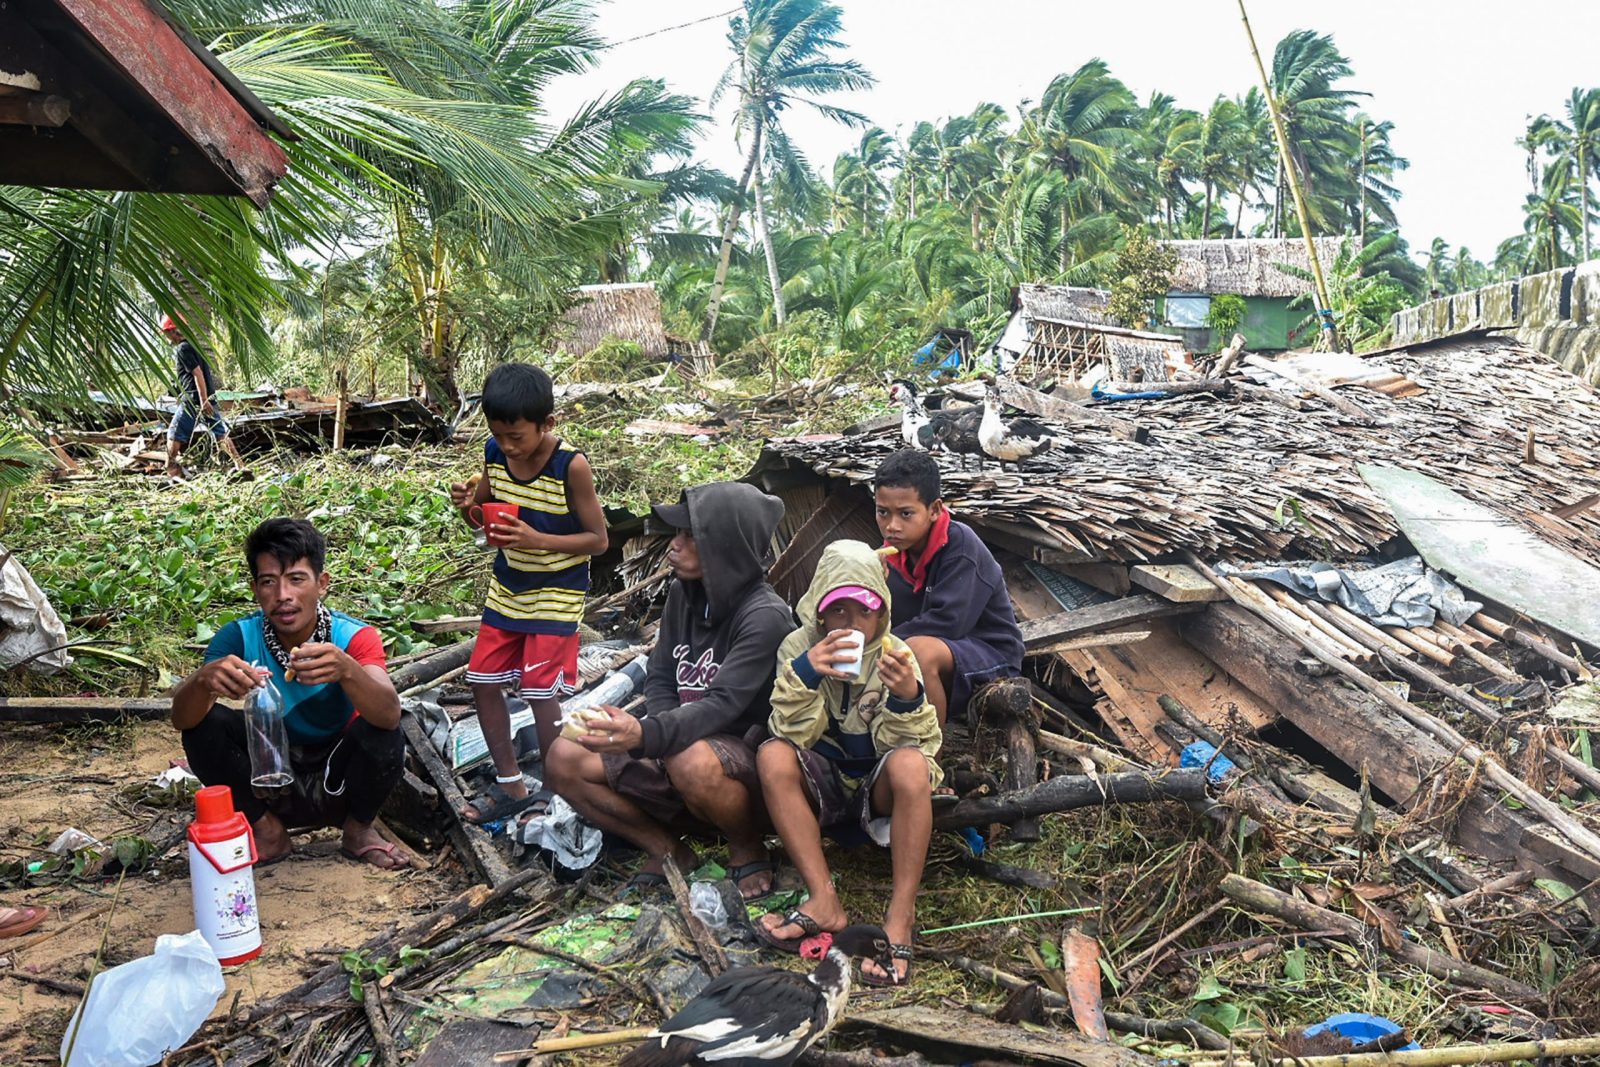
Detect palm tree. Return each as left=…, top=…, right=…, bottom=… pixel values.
left=1, top=0, right=696, bottom=407
left=1522, top=162, right=1584, bottom=272
left=1139, top=93, right=1201, bottom=237
left=1019, top=59, right=1141, bottom=269
left=1536, top=88, right=1600, bottom=259
left=702, top=0, right=872, bottom=338
left=1194, top=96, right=1248, bottom=238
left=1422, top=238, right=1453, bottom=295
left=1351, top=115, right=1406, bottom=238
left=1268, top=30, right=1366, bottom=235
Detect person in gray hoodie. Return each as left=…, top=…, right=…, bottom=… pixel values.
left=544, top=482, right=793, bottom=898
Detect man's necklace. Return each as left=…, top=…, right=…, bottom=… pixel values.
left=262, top=604, right=331, bottom=673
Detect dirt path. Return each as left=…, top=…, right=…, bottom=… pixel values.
left=0, top=719, right=461, bottom=1061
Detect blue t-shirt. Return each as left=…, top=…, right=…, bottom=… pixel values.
left=204, top=610, right=385, bottom=744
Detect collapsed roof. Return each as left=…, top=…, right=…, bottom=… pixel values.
left=0, top=0, right=290, bottom=204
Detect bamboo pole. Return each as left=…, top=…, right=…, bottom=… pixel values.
left=1177, top=1036, right=1600, bottom=1067
left=1324, top=603, right=1415, bottom=659
left=1263, top=587, right=1369, bottom=661
left=492, top=1027, right=655, bottom=1061
left=1380, top=625, right=1456, bottom=668
left=1185, top=553, right=1600, bottom=866
left=1236, top=0, right=1345, bottom=353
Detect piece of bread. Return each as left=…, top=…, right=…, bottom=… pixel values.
left=876, top=545, right=899, bottom=557
left=284, top=646, right=300, bottom=682
left=559, top=705, right=608, bottom=741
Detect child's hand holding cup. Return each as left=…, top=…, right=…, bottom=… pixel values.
left=808, top=628, right=865, bottom=679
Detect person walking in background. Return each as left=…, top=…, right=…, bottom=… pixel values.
left=160, top=315, right=246, bottom=479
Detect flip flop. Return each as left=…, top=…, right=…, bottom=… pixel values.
left=339, top=841, right=411, bottom=870
left=755, top=908, right=825, bottom=953
left=0, top=907, right=48, bottom=939
left=860, top=942, right=914, bottom=987
left=462, top=780, right=540, bottom=825
left=727, top=858, right=777, bottom=902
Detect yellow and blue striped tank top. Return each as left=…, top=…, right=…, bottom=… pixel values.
left=481, top=438, right=590, bottom=635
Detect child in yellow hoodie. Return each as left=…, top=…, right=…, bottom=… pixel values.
left=754, top=540, right=941, bottom=986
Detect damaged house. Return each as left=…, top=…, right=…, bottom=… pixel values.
left=757, top=332, right=1600, bottom=911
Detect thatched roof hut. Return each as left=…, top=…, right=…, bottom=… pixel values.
left=1162, top=237, right=1353, bottom=298
left=552, top=282, right=669, bottom=358
left=1014, top=284, right=1117, bottom=327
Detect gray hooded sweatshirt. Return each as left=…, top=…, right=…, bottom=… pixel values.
left=635, top=483, right=793, bottom=759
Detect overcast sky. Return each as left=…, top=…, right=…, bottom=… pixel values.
left=545, top=0, right=1600, bottom=261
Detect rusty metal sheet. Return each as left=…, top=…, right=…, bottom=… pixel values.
left=49, top=0, right=288, bottom=203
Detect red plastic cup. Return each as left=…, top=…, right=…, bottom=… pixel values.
left=470, top=502, right=520, bottom=544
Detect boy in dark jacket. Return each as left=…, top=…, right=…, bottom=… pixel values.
left=545, top=482, right=793, bottom=899
left=874, top=450, right=1024, bottom=728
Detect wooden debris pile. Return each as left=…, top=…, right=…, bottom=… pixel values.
left=762, top=336, right=1600, bottom=566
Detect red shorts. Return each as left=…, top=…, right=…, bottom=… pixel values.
left=466, top=624, right=579, bottom=700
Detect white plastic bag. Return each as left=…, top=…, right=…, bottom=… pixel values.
left=60, top=929, right=225, bottom=1067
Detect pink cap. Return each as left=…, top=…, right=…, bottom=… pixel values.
left=819, top=585, right=883, bottom=613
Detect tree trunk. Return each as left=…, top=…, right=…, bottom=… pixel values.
left=751, top=163, right=786, bottom=325
left=1581, top=140, right=1591, bottom=261
left=700, top=118, right=763, bottom=343
left=1273, top=157, right=1284, bottom=237
left=1234, top=185, right=1249, bottom=237
left=1060, top=199, right=1071, bottom=272
left=1201, top=181, right=1213, bottom=239
left=1358, top=121, right=1368, bottom=242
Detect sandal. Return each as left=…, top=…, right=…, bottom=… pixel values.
left=860, top=942, right=914, bottom=987
left=727, top=857, right=777, bottom=902
left=462, top=780, right=540, bottom=825
left=339, top=841, right=411, bottom=870
left=0, top=907, right=48, bottom=939
left=755, top=908, right=824, bottom=953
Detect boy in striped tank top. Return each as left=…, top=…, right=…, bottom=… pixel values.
left=450, top=364, right=609, bottom=823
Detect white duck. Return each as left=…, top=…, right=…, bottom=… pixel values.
left=979, top=383, right=1054, bottom=470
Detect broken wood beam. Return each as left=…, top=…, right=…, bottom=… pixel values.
left=1217, top=873, right=1538, bottom=1002
left=1019, top=594, right=1203, bottom=652
left=389, top=637, right=475, bottom=692
left=0, top=696, right=169, bottom=724
left=977, top=677, right=1042, bottom=840
left=1180, top=1037, right=1600, bottom=1067
left=399, top=712, right=513, bottom=887
left=584, top=564, right=672, bottom=620
left=0, top=93, right=71, bottom=127
left=1211, top=333, right=1248, bottom=376
left=1302, top=600, right=1600, bottom=796
left=994, top=376, right=1149, bottom=444
left=933, top=769, right=1206, bottom=830
left=845, top=1005, right=1149, bottom=1067
left=1187, top=556, right=1600, bottom=866
left=1128, top=564, right=1226, bottom=603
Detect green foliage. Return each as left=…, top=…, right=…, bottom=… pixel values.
left=1106, top=229, right=1177, bottom=329
left=1202, top=294, right=1247, bottom=346
left=6, top=455, right=482, bottom=686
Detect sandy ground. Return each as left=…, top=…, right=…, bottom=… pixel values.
left=0, top=719, right=462, bottom=1062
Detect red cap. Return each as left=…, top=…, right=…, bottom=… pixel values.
left=818, top=584, right=883, bottom=614
left=195, top=784, right=235, bottom=824
left=159, top=315, right=178, bottom=331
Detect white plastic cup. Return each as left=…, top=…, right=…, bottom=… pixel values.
left=834, top=629, right=865, bottom=678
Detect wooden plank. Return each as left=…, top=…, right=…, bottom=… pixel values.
left=399, top=713, right=513, bottom=888
left=1128, top=564, right=1227, bottom=603
left=0, top=696, right=169, bottom=724
left=846, top=1005, right=1148, bottom=1067
left=1184, top=605, right=1600, bottom=899
left=411, top=615, right=480, bottom=635
left=1018, top=595, right=1204, bottom=652
left=1060, top=619, right=1279, bottom=761
left=1062, top=562, right=1131, bottom=597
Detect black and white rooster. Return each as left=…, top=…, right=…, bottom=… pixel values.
left=620, top=925, right=893, bottom=1067
left=978, top=382, right=1054, bottom=469
left=888, top=379, right=930, bottom=449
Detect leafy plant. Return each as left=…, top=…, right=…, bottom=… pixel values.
left=1202, top=294, right=1247, bottom=349
left=1106, top=228, right=1178, bottom=330
left=341, top=945, right=428, bottom=1003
